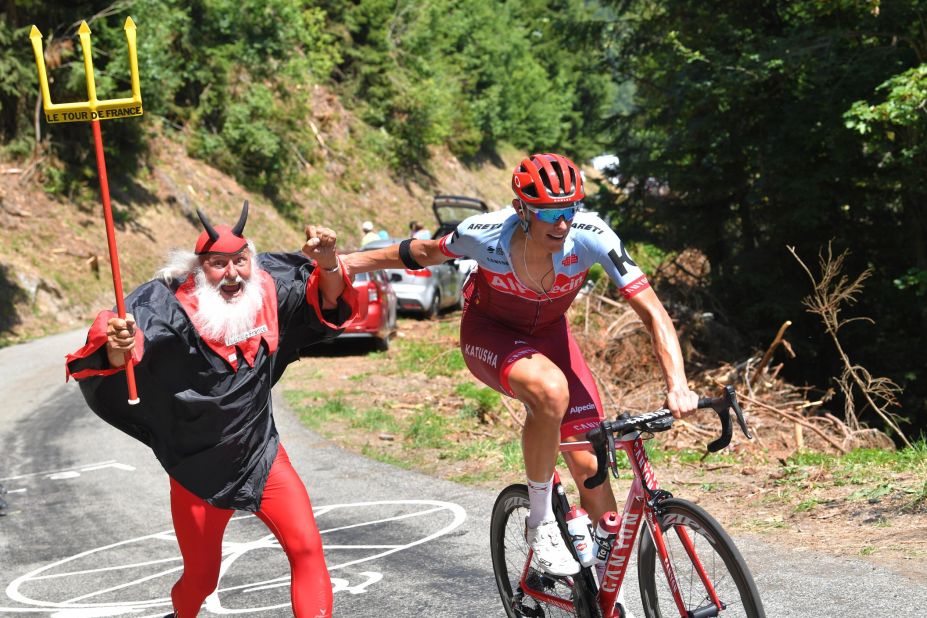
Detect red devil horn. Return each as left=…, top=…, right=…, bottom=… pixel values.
left=196, top=208, right=219, bottom=242
left=232, top=200, right=249, bottom=237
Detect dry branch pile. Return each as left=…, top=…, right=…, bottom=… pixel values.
left=569, top=283, right=895, bottom=458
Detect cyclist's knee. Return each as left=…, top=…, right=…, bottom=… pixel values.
left=518, top=372, right=569, bottom=421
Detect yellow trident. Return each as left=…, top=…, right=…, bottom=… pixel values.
left=29, top=18, right=143, bottom=404
left=29, top=18, right=143, bottom=123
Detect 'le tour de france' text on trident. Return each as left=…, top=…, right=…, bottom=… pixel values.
left=29, top=18, right=143, bottom=404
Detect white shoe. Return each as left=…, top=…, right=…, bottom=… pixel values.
left=526, top=519, right=580, bottom=576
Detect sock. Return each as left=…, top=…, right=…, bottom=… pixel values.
left=526, top=476, right=554, bottom=528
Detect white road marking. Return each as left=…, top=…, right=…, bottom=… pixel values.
left=2, top=499, right=467, bottom=615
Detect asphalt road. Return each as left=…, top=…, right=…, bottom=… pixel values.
left=1, top=330, right=925, bottom=617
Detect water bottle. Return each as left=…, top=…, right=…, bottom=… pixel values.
left=594, top=511, right=620, bottom=563
left=565, top=505, right=596, bottom=567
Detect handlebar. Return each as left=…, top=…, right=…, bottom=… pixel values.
left=583, top=386, right=752, bottom=490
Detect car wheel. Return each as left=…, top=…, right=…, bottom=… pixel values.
left=374, top=335, right=390, bottom=352
left=425, top=291, right=440, bottom=320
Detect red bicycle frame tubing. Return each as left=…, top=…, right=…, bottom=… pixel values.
left=518, top=551, right=576, bottom=612
left=521, top=435, right=726, bottom=617
left=625, top=434, right=723, bottom=617
left=674, top=524, right=725, bottom=610
left=590, top=436, right=656, bottom=617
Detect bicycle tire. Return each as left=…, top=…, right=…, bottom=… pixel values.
left=637, top=498, right=765, bottom=618
left=490, top=484, right=600, bottom=618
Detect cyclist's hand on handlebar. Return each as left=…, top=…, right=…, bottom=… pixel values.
left=664, top=385, right=699, bottom=419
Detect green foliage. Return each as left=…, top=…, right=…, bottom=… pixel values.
left=601, top=0, right=927, bottom=436
left=785, top=441, right=927, bottom=477
left=585, top=263, right=606, bottom=286
left=893, top=267, right=927, bottom=298
left=337, top=0, right=615, bottom=166
left=626, top=242, right=672, bottom=277
left=845, top=65, right=927, bottom=139
left=4, top=0, right=616, bottom=205
left=0, top=19, right=36, bottom=145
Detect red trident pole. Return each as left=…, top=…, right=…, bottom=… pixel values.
left=30, top=19, right=144, bottom=404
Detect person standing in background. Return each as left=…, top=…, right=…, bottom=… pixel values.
left=360, top=221, right=380, bottom=246
left=409, top=221, right=432, bottom=240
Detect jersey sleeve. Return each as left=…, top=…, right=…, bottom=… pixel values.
left=437, top=214, right=483, bottom=259
left=583, top=215, right=651, bottom=299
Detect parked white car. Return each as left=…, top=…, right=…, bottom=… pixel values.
left=361, top=195, right=489, bottom=318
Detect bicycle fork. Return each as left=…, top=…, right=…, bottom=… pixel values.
left=626, top=437, right=726, bottom=617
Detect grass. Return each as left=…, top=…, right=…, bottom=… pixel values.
left=392, top=338, right=466, bottom=378
left=284, top=391, right=355, bottom=432
left=404, top=407, right=450, bottom=448
left=455, top=382, right=502, bottom=420
left=350, top=407, right=402, bottom=434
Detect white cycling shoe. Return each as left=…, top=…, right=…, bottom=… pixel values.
left=527, top=519, right=580, bottom=576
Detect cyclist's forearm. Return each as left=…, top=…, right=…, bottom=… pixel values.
left=629, top=290, right=688, bottom=390
left=342, top=239, right=445, bottom=275
left=647, top=309, right=688, bottom=391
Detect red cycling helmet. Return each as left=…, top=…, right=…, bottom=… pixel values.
left=511, top=153, right=585, bottom=205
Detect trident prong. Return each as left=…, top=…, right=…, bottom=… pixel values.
left=29, top=18, right=143, bottom=124
left=28, top=17, right=145, bottom=404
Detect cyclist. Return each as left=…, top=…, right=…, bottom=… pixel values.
left=342, top=153, right=698, bottom=577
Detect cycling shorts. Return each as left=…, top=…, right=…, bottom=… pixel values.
left=459, top=309, right=604, bottom=440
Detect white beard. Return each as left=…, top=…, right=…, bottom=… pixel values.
left=192, top=266, right=264, bottom=344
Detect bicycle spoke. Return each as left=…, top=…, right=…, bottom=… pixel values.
left=639, top=500, right=763, bottom=618
left=492, top=486, right=585, bottom=618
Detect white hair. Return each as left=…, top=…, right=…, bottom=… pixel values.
left=155, top=240, right=258, bottom=284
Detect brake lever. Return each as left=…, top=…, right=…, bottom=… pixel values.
left=583, top=422, right=610, bottom=490
left=606, top=428, right=619, bottom=479
left=725, top=385, right=753, bottom=439
left=700, top=386, right=753, bottom=452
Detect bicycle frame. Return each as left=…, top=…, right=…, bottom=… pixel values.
left=517, top=432, right=725, bottom=618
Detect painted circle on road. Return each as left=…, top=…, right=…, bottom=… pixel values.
left=3, top=499, right=466, bottom=616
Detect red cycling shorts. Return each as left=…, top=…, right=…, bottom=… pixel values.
left=459, top=309, right=604, bottom=440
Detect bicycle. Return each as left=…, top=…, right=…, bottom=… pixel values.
left=490, top=386, right=765, bottom=618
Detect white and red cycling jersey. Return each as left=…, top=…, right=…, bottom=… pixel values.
left=439, top=207, right=651, bottom=439
left=439, top=207, right=650, bottom=333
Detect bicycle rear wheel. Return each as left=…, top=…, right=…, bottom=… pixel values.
left=490, top=484, right=599, bottom=618
left=637, top=498, right=765, bottom=618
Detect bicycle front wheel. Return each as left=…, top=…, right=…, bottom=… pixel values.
left=490, top=484, right=598, bottom=618
left=637, top=498, right=765, bottom=618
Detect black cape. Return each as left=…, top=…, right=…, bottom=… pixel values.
left=66, top=252, right=355, bottom=511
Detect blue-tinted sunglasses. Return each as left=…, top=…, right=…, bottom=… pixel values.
left=524, top=202, right=580, bottom=223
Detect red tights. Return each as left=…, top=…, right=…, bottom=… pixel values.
left=169, top=445, right=332, bottom=617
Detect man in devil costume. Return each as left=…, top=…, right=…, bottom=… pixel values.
left=65, top=202, right=356, bottom=617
